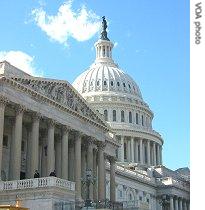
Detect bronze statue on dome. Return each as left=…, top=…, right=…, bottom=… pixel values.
left=100, top=16, right=110, bottom=41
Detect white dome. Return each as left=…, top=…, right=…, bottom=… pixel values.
left=73, top=39, right=143, bottom=100
left=73, top=62, right=143, bottom=100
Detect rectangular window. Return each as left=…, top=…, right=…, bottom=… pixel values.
left=136, top=113, right=139, bottom=124
left=142, top=115, right=144, bottom=126
left=3, top=135, right=8, bottom=147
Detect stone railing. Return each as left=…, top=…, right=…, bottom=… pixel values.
left=0, top=177, right=75, bottom=191
left=156, top=177, right=189, bottom=191
left=106, top=162, right=155, bottom=184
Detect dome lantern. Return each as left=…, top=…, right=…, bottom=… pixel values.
left=94, top=16, right=114, bottom=64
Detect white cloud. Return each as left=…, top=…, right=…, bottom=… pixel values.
left=114, top=42, right=118, bottom=48
left=32, top=0, right=101, bottom=46
left=0, top=51, right=42, bottom=76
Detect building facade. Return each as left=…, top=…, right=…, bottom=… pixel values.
left=0, top=18, right=189, bottom=210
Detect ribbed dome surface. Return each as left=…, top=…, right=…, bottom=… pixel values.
left=73, top=63, right=143, bottom=99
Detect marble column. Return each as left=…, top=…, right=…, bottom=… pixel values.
left=130, top=137, right=134, bottom=162
left=157, top=144, right=160, bottom=165
left=55, top=138, right=61, bottom=178
left=139, top=138, right=143, bottom=164
left=135, top=140, right=138, bottom=162
left=110, top=157, right=116, bottom=202
left=47, top=119, right=55, bottom=176
left=61, top=126, right=69, bottom=180
left=183, top=200, right=187, bottom=210
left=29, top=113, right=40, bottom=178
left=170, top=196, right=174, bottom=210
left=0, top=97, right=6, bottom=180
left=98, top=143, right=105, bottom=201
left=147, top=140, right=151, bottom=166
left=75, top=132, right=82, bottom=201
left=179, top=198, right=183, bottom=210
left=87, top=139, right=94, bottom=200
left=10, top=106, right=24, bottom=180
left=120, top=135, right=124, bottom=162
left=93, top=149, right=98, bottom=201
left=175, top=197, right=179, bottom=210
left=127, top=140, right=131, bottom=162
left=153, top=142, right=156, bottom=166
left=160, top=145, right=163, bottom=165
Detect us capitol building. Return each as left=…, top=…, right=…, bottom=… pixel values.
left=0, top=17, right=189, bottom=210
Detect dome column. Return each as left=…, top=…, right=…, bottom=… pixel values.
left=131, top=137, right=134, bottom=162
left=147, top=140, right=151, bottom=166
left=120, top=135, right=124, bottom=162
left=139, top=138, right=143, bottom=164
left=153, top=142, right=157, bottom=166
left=135, top=139, right=138, bottom=162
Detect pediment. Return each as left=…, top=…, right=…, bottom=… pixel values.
left=9, top=76, right=108, bottom=129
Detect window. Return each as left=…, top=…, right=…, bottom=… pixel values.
left=128, top=84, right=131, bottom=89
left=123, top=83, right=126, bottom=87
left=104, top=110, right=108, bottom=121
left=21, top=141, right=25, bottom=152
left=104, top=81, right=107, bottom=86
left=111, top=81, right=114, bottom=86
left=103, top=46, right=105, bottom=57
left=3, top=135, right=8, bottom=147
left=121, top=110, right=125, bottom=122
left=139, top=196, right=142, bottom=201
left=147, top=198, right=149, bottom=203
left=117, top=82, right=120, bottom=86
left=124, top=143, right=127, bottom=159
left=113, top=110, right=116, bottom=121
left=142, top=115, right=144, bottom=126
left=136, top=113, right=139, bottom=124
left=129, top=111, right=132, bottom=123
left=97, top=80, right=100, bottom=86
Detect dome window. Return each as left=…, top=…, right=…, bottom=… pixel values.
left=142, top=115, right=144, bottom=126
left=104, top=81, right=107, bottom=86
left=136, top=113, right=139, bottom=124
left=111, top=81, right=114, bottom=86
left=129, top=111, right=132, bottom=123
left=128, top=84, right=131, bottom=89
left=113, top=110, right=116, bottom=121
left=97, top=80, right=100, bottom=86
left=104, top=110, right=108, bottom=121
left=117, top=82, right=120, bottom=86
left=123, top=83, right=126, bottom=87
left=121, top=110, right=125, bottom=122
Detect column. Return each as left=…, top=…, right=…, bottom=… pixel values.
left=75, top=132, right=82, bottom=201
left=153, top=142, right=156, bottom=166
left=93, top=149, right=98, bottom=201
left=87, top=139, right=94, bottom=200
left=55, top=138, right=61, bottom=177
left=139, top=138, right=143, bottom=164
left=98, top=143, right=105, bottom=201
left=175, top=197, right=179, bottom=210
left=157, top=144, right=160, bottom=165
left=179, top=198, right=183, bottom=210
left=0, top=97, right=6, bottom=180
left=183, top=200, right=187, bottom=210
left=68, top=141, right=74, bottom=181
left=135, top=140, right=138, bottom=162
left=10, top=106, right=24, bottom=180
left=81, top=146, right=86, bottom=200
left=130, top=137, right=134, bottom=163
left=147, top=140, right=151, bottom=166
left=29, top=113, right=40, bottom=178
left=110, top=157, right=116, bottom=202
left=61, top=126, right=69, bottom=180
left=160, top=145, right=163, bottom=165
left=170, top=196, right=174, bottom=210
left=47, top=119, right=55, bottom=176
left=127, top=140, right=131, bottom=162
left=120, top=135, right=124, bottom=162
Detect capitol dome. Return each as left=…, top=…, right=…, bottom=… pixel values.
left=73, top=17, right=163, bottom=167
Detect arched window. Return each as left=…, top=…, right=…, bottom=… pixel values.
left=142, top=115, right=144, bottom=126
left=111, top=81, right=114, bottom=86
left=129, top=111, right=132, bottom=123
left=136, top=113, right=139, bottom=124
left=104, top=110, right=108, bottom=121
left=103, top=46, right=105, bottom=57
left=117, top=82, right=120, bottom=86
left=113, top=110, right=116, bottom=121
left=104, top=81, right=107, bottom=86
left=121, top=110, right=125, bottom=122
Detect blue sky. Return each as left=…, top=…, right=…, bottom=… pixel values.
left=0, top=0, right=189, bottom=170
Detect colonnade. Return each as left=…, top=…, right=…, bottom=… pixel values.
left=119, top=135, right=162, bottom=166
left=158, top=195, right=190, bottom=210
left=0, top=98, right=116, bottom=202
